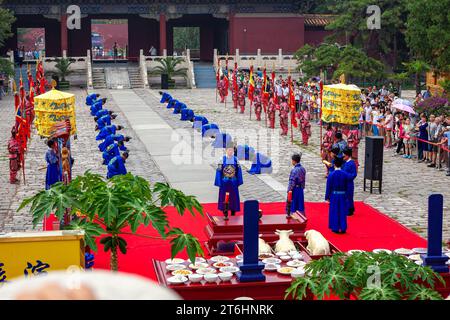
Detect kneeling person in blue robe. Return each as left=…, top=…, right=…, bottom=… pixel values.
left=159, top=91, right=172, bottom=104
left=248, top=152, right=273, bottom=175
left=96, top=125, right=123, bottom=141
left=192, top=116, right=208, bottom=130
left=214, top=147, right=244, bottom=215
left=86, top=93, right=100, bottom=106
left=102, top=143, right=121, bottom=165
left=99, top=134, right=131, bottom=152
left=90, top=98, right=107, bottom=116
left=202, top=123, right=220, bottom=138
left=180, top=108, right=195, bottom=121
left=325, top=157, right=350, bottom=234
left=107, top=152, right=129, bottom=179
left=95, top=114, right=117, bottom=131
left=342, top=147, right=357, bottom=216
left=287, top=153, right=306, bottom=216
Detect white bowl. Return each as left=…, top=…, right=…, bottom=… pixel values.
left=276, top=252, right=287, bottom=257
left=288, top=250, right=299, bottom=257
left=204, top=274, right=219, bottom=283
left=264, top=263, right=280, bottom=271
left=280, top=255, right=291, bottom=261
left=188, top=274, right=203, bottom=283
left=218, top=272, right=233, bottom=282
left=291, top=268, right=306, bottom=278
left=291, top=253, right=303, bottom=260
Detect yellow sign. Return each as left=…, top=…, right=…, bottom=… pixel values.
left=0, top=230, right=85, bottom=283
left=34, top=89, right=77, bottom=137
left=321, top=83, right=362, bottom=125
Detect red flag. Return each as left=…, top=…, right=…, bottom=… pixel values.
left=233, top=63, right=238, bottom=93
left=248, top=66, right=255, bottom=102
left=271, top=71, right=276, bottom=100
left=288, top=76, right=297, bottom=128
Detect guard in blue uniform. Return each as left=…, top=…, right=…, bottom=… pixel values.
left=235, top=144, right=256, bottom=161
left=248, top=152, right=273, bottom=175
left=107, top=152, right=129, bottom=179
left=96, top=125, right=123, bottom=141
left=342, top=147, right=357, bottom=216
left=180, top=108, right=195, bottom=121
left=192, top=115, right=208, bottom=130
left=202, top=123, right=220, bottom=138
left=99, top=134, right=131, bottom=152
left=102, top=143, right=121, bottom=165
left=325, top=157, right=350, bottom=234
left=214, top=146, right=243, bottom=215
left=95, top=114, right=117, bottom=131
left=86, top=93, right=100, bottom=106
left=287, top=153, right=306, bottom=215
left=159, top=91, right=172, bottom=104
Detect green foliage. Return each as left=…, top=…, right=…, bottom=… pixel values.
left=405, top=0, right=450, bottom=72
left=54, top=58, right=74, bottom=81
left=19, top=172, right=205, bottom=270
left=0, top=58, right=14, bottom=76
left=286, top=252, right=445, bottom=300
left=150, top=56, right=188, bottom=80
left=173, top=27, right=200, bottom=52
left=0, top=4, right=15, bottom=48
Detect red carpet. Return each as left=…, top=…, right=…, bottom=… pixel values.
left=45, top=202, right=427, bottom=281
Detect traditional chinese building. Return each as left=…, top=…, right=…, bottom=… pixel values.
left=2, top=0, right=333, bottom=61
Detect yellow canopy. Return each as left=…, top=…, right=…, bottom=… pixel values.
left=34, top=89, right=77, bottom=137
left=321, top=84, right=362, bottom=125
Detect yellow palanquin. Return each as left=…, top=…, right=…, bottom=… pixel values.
left=33, top=89, right=77, bottom=138
left=321, top=83, right=362, bottom=125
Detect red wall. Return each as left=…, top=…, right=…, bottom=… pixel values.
left=231, top=16, right=305, bottom=54
left=304, top=30, right=333, bottom=46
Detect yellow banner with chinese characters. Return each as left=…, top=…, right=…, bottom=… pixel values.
left=0, top=231, right=85, bottom=283
left=34, top=89, right=77, bottom=137
left=321, top=84, right=362, bottom=125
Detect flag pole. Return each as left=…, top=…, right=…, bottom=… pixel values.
left=288, top=68, right=294, bottom=144
left=225, top=54, right=228, bottom=109
left=319, top=79, right=324, bottom=157
left=263, top=62, right=267, bottom=128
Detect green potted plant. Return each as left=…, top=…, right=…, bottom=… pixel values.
left=150, top=56, right=188, bottom=89
left=18, top=172, right=204, bottom=271
left=285, top=252, right=445, bottom=300
left=54, top=57, right=74, bottom=90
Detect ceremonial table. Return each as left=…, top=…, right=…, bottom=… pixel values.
left=153, top=258, right=304, bottom=300
left=204, top=212, right=307, bottom=255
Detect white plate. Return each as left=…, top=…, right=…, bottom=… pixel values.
left=196, top=267, right=217, bottom=275
left=166, top=264, right=186, bottom=272
left=213, top=261, right=234, bottom=269
left=373, top=249, right=392, bottom=254
left=412, top=248, right=427, bottom=254
left=165, top=258, right=185, bottom=264
left=258, top=253, right=275, bottom=260
left=210, top=256, right=231, bottom=262
left=408, top=254, right=422, bottom=261
left=219, top=266, right=240, bottom=274
left=394, top=248, right=414, bottom=255
left=277, top=267, right=295, bottom=275
left=195, top=257, right=207, bottom=263
left=262, top=258, right=282, bottom=264
left=167, top=276, right=188, bottom=284
left=264, top=264, right=280, bottom=271
left=287, top=260, right=307, bottom=268
left=171, top=269, right=193, bottom=276
left=189, top=262, right=209, bottom=270
left=347, top=250, right=365, bottom=255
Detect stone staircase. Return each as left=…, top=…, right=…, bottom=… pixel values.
left=92, top=68, right=107, bottom=89
left=127, top=67, right=144, bottom=88
left=193, top=62, right=216, bottom=89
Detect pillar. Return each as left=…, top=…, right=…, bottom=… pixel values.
left=159, top=13, right=167, bottom=55
left=228, top=12, right=235, bottom=54
left=60, top=14, right=68, bottom=56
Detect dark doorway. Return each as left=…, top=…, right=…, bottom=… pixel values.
left=167, top=14, right=228, bottom=62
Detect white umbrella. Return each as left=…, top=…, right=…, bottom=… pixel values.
left=392, top=98, right=416, bottom=114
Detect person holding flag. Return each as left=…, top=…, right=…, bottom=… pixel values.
left=288, top=75, right=298, bottom=141
left=238, top=83, right=246, bottom=114
left=279, top=97, right=289, bottom=136
left=231, top=63, right=239, bottom=110
left=253, top=86, right=262, bottom=121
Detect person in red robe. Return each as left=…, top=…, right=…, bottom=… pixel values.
left=298, top=105, right=311, bottom=145
left=218, top=75, right=228, bottom=103
left=253, top=90, right=262, bottom=121
left=238, top=85, right=246, bottom=114
left=8, top=126, right=21, bottom=184
left=279, top=98, right=289, bottom=136
left=268, top=96, right=277, bottom=129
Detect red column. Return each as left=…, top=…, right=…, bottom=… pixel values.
left=60, top=14, right=68, bottom=55
left=228, top=12, right=235, bottom=54
left=159, top=13, right=167, bottom=54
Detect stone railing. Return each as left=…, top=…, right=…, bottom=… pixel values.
left=143, top=50, right=192, bottom=88
left=86, top=49, right=93, bottom=90
left=139, top=49, right=149, bottom=89
left=214, top=48, right=297, bottom=72
left=42, top=51, right=88, bottom=73
left=185, top=49, right=196, bottom=89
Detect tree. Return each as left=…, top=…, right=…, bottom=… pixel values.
left=403, top=59, right=431, bottom=94
left=19, top=172, right=205, bottom=271
left=0, top=3, right=15, bottom=48
left=334, top=46, right=385, bottom=82
left=405, top=0, right=450, bottom=73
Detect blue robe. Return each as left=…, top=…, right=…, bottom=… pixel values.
left=342, top=159, right=357, bottom=215
left=99, top=134, right=126, bottom=152
left=107, top=156, right=127, bottom=179
left=97, top=115, right=112, bottom=130
left=95, top=109, right=111, bottom=119
left=212, top=133, right=233, bottom=149
left=180, top=108, right=194, bottom=121
left=287, top=163, right=306, bottom=214
left=202, top=124, right=220, bottom=138
left=167, top=99, right=178, bottom=109
left=45, top=149, right=60, bottom=190
left=86, top=93, right=98, bottom=106
left=96, top=125, right=118, bottom=141
left=332, top=140, right=348, bottom=157
left=325, top=169, right=350, bottom=232
left=193, top=116, right=208, bottom=129
left=248, top=153, right=273, bottom=175
left=90, top=100, right=103, bottom=116
left=102, top=143, right=121, bottom=165
left=173, top=102, right=187, bottom=114
left=160, top=92, right=172, bottom=104
left=235, top=145, right=255, bottom=161
left=214, top=156, right=243, bottom=212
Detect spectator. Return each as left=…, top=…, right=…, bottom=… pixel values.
left=416, top=114, right=429, bottom=162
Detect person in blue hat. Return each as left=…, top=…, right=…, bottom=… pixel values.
left=325, top=157, right=350, bottom=234
left=214, top=146, right=243, bottom=215
left=96, top=124, right=123, bottom=141
left=287, top=153, right=306, bottom=216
